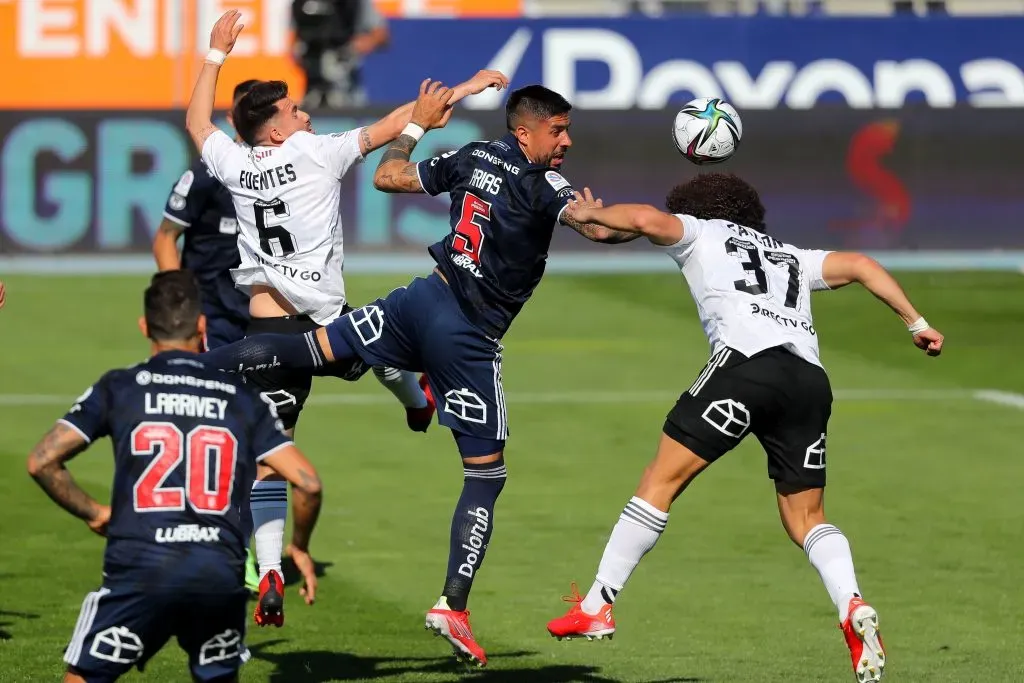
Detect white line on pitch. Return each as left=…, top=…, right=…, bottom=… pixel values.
left=0, top=388, right=987, bottom=408
left=972, top=390, right=1024, bottom=410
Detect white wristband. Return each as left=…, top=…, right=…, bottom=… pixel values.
left=204, top=49, right=226, bottom=66
left=401, top=123, right=425, bottom=141
left=907, top=317, right=930, bottom=334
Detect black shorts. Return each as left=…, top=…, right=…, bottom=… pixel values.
left=244, top=311, right=370, bottom=431
left=663, top=346, right=832, bottom=489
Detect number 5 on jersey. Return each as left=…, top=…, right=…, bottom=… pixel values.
left=453, top=192, right=491, bottom=264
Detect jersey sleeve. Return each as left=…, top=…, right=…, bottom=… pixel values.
left=315, top=129, right=365, bottom=179
left=162, top=164, right=213, bottom=228
left=797, top=248, right=833, bottom=291
left=415, top=148, right=462, bottom=196
left=656, top=214, right=705, bottom=262
left=58, top=373, right=113, bottom=443
left=251, top=396, right=294, bottom=463
left=529, top=169, right=576, bottom=224
left=201, top=130, right=243, bottom=184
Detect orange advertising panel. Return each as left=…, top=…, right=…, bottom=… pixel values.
left=2, top=0, right=305, bottom=109
left=0, top=0, right=521, bottom=109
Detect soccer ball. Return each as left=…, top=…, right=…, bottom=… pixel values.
left=672, top=97, right=743, bottom=165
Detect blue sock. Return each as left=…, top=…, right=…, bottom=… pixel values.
left=201, top=331, right=325, bottom=374
left=441, top=457, right=507, bottom=611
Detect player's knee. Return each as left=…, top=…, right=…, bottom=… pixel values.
left=776, top=484, right=826, bottom=544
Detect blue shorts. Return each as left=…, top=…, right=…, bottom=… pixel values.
left=64, top=583, right=248, bottom=682
left=326, top=273, right=508, bottom=441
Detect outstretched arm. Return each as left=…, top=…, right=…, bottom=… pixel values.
left=821, top=252, right=943, bottom=356
left=185, top=10, right=244, bottom=152
left=373, top=79, right=459, bottom=193
left=27, top=423, right=110, bottom=535
left=359, top=70, right=508, bottom=157
left=561, top=194, right=674, bottom=245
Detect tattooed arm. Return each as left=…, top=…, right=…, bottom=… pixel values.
left=358, top=70, right=507, bottom=157
left=561, top=210, right=643, bottom=244
left=261, top=445, right=322, bottom=552
left=372, top=135, right=425, bottom=193
left=563, top=199, right=684, bottom=246
left=26, top=423, right=109, bottom=535
left=262, top=443, right=322, bottom=603
left=558, top=189, right=644, bottom=244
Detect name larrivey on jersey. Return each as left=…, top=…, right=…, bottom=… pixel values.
left=144, top=392, right=229, bottom=420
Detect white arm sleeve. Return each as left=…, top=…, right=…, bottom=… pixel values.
left=200, top=130, right=242, bottom=184
left=656, top=214, right=704, bottom=262
left=315, top=129, right=365, bottom=179
left=798, top=249, right=833, bottom=291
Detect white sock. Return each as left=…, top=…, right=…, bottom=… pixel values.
left=251, top=480, right=288, bottom=579
left=803, top=523, right=861, bottom=621
left=373, top=366, right=427, bottom=408
left=581, top=496, right=668, bottom=614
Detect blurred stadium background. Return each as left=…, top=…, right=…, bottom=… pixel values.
left=2, top=2, right=1023, bottom=682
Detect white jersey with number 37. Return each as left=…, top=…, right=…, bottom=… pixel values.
left=661, top=214, right=832, bottom=367
left=202, top=129, right=364, bottom=325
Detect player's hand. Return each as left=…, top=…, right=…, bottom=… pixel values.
left=87, top=505, right=111, bottom=537
left=565, top=188, right=604, bottom=224
left=286, top=544, right=317, bottom=605
left=460, top=69, right=509, bottom=95
left=209, top=9, right=244, bottom=54
left=410, top=79, right=456, bottom=131
left=913, top=327, right=943, bottom=356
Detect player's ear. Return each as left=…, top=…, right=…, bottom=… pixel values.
left=196, top=314, right=208, bottom=340
left=138, top=316, right=149, bottom=339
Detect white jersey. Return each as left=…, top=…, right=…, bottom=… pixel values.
left=660, top=214, right=832, bottom=367
left=201, top=128, right=364, bottom=325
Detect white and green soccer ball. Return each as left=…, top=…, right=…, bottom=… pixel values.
left=672, top=97, right=743, bottom=165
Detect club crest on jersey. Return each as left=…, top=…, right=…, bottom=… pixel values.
left=545, top=171, right=570, bottom=191
left=168, top=193, right=187, bottom=211
left=173, top=170, right=194, bottom=196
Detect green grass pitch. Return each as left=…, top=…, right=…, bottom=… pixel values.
left=0, top=272, right=1022, bottom=682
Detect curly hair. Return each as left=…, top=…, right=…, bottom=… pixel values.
left=665, top=173, right=767, bottom=232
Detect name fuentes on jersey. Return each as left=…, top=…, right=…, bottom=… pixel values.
left=750, top=302, right=816, bottom=334
left=239, top=163, right=297, bottom=191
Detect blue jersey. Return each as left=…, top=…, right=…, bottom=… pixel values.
left=416, top=133, right=576, bottom=339
left=59, top=351, right=291, bottom=590
left=163, top=160, right=250, bottom=324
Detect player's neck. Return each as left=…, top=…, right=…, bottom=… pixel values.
left=150, top=340, right=201, bottom=356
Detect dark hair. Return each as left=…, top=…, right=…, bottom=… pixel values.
left=665, top=173, right=767, bottom=232
left=232, top=79, right=261, bottom=104
left=144, top=271, right=202, bottom=342
left=233, top=80, right=288, bottom=146
left=505, top=85, right=572, bottom=131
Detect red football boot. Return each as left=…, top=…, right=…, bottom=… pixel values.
left=546, top=583, right=616, bottom=641
left=424, top=598, right=487, bottom=667
left=406, top=374, right=436, bottom=432
left=841, top=596, right=886, bottom=682
left=254, top=569, right=285, bottom=627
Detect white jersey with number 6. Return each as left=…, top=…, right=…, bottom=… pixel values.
left=202, top=129, right=364, bottom=325
left=661, top=214, right=833, bottom=368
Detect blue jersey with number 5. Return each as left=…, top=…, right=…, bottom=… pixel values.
left=59, top=351, right=291, bottom=590
left=417, top=133, right=576, bottom=339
